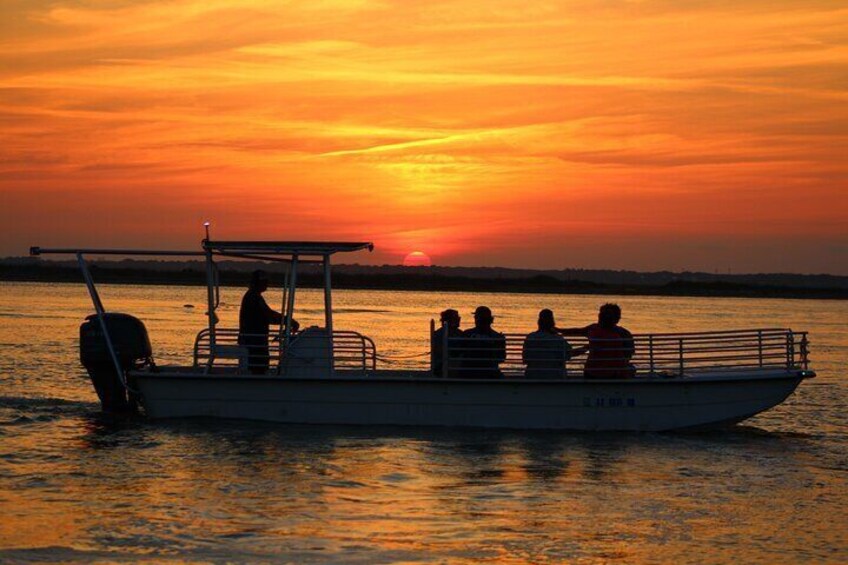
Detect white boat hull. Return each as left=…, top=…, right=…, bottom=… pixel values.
left=132, top=369, right=810, bottom=432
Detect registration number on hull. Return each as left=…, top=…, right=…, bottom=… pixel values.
left=583, top=397, right=636, bottom=407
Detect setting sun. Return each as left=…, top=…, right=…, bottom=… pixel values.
left=403, top=251, right=432, bottom=267
left=0, top=1, right=845, bottom=273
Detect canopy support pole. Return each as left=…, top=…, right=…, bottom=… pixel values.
left=77, top=253, right=125, bottom=388
left=278, top=254, right=299, bottom=375
left=204, top=245, right=217, bottom=373
left=277, top=262, right=290, bottom=367
left=323, top=254, right=334, bottom=374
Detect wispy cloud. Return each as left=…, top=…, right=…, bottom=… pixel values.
left=0, top=0, right=845, bottom=272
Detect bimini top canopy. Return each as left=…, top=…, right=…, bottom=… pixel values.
left=30, top=240, right=374, bottom=259
left=203, top=240, right=373, bottom=257
left=28, top=238, right=374, bottom=381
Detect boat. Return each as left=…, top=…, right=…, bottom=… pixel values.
left=29, top=237, right=815, bottom=431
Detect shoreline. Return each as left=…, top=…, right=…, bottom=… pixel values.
left=2, top=266, right=845, bottom=300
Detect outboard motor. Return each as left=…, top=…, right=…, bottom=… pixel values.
left=80, top=313, right=153, bottom=413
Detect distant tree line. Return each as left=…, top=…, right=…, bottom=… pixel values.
left=1, top=261, right=846, bottom=300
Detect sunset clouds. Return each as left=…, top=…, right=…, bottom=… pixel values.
left=2, top=1, right=846, bottom=272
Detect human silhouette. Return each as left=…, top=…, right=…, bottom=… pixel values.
left=238, top=270, right=298, bottom=374
left=432, top=308, right=462, bottom=377
left=459, top=306, right=506, bottom=379
left=558, top=303, right=634, bottom=378
left=523, top=309, right=580, bottom=379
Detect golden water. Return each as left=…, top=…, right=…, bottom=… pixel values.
left=0, top=282, right=846, bottom=562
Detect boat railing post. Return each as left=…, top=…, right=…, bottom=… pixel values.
left=77, top=253, right=126, bottom=389
left=442, top=320, right=449, bottom=379
left=678, top=337, right=685, bottom=377
left=361, top=334, right=367, bottom=373
left=429, top=318, right=435, bottom=370
left=758, top=330, right=763, bottom=367
left=786, top=331, right=794, bottom=369
left=800, top=332, right=809, bottom=370
left=648, top=335, right=655, bottom=376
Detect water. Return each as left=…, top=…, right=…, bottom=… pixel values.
left=0, top=282, right=846, bottom=563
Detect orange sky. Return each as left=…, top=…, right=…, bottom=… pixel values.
left=1, top=1, right=846, bottom=273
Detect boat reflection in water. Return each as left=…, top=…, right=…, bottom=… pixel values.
left=30, top=239, right=815, bottom=431
left=63, top=413, right=820, bottom=562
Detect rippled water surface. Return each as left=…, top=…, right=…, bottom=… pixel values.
left=0, top=282, right=846, bottom=563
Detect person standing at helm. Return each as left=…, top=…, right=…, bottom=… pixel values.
left=238, top=270, right=299, bottom=374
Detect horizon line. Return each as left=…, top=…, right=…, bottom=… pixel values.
left=3, top=255, right=846, bottom=279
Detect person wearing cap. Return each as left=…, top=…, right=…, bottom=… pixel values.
left=458, top=306, right=506, bottom=379
left=557, top=303, right=635, bottom=379
left=238, top=270, right=299, bottom=374
left=432, top=309, right=462, bottom=377
left=522, top=309, right=581, bottom=379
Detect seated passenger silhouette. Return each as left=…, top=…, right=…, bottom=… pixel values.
left=523, top=309, right=576, bottom=379
left=431, top=308, right=462, bottom=377
left=238, top=270, right=299, bottom=374
left=558, top=303, right=634, bottom=379
left=460, top=306, right=506, bottom=379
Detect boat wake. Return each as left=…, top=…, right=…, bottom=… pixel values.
left=0, top=395, right=99, bottom=424
left=0, top=395, right=96, bottom=410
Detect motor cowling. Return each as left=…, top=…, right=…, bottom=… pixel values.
left=80, top=313, right=152, bottom=413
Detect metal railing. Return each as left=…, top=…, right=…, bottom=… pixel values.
left=435, top=328, right=810, bottom=379
left=192, top=326, right=809, bottom=379
left=194, top=328, right=376, bottom=374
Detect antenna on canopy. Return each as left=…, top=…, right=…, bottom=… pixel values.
left=203, top=221, right=211, bottom=241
